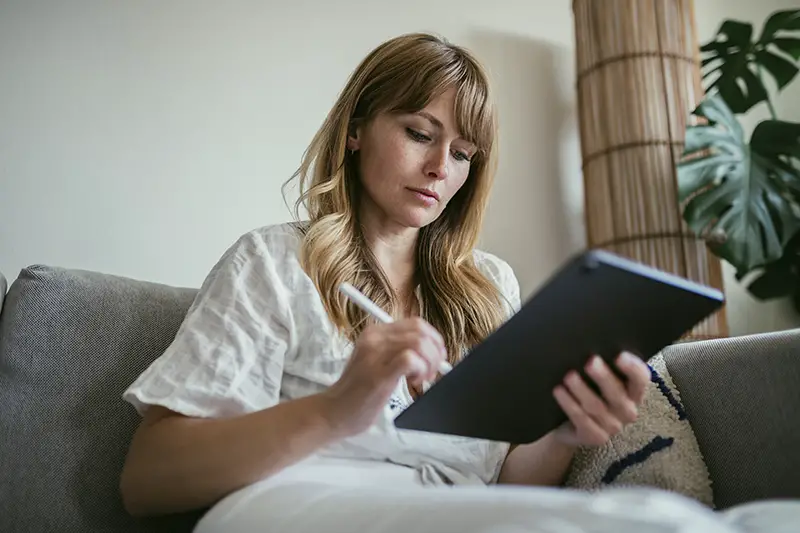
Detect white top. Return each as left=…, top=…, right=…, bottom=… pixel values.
left=122, top=222, right=522, bottom=486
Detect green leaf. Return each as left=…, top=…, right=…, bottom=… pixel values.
left=716, top=64, right=767, bottom=113
left=746, top=231, right=800, bottom=300
left=721, top=20, right=754, bottom=45
left=701, top=12, right=800, bottom=113
left=682, top=124, right=738, bottom=154
left=691, top=91, right=745, bottom=139
left=678, top=95, right=800, bottom=273
left=756, top=49, right=799, bottom=89
left=774, top=37, right=800, bottom=60
left=751, top=119, right=800, bottom=161
left=759, top=9, right=800, bottom=41
left=747, top=263, right=796, bottom=299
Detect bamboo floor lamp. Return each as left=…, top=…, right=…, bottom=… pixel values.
left=572, top=0, right=728, bottom=339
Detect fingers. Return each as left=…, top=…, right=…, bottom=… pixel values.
left=562, top=370, right=623, bottom=436
left=397, top=317, right=447, bottom=357
left=554, top=352, right=652, bottom=448
left=391, top=349, right=428, bottom=378
left=380, top=318, right=447, bottom=382
left=553, top=385, right=609, bottom=446
left=398, top=330, right=445, bottom=380
left=615, top=351, right=651, bottom=405
left=585, top=355, right=638, bottom=424
left=394, top=318, right=447, bottom=364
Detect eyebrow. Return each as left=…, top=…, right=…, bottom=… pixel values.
left=414, top=111, right=475, bottom=148
left=415, top=111, right=444, bottom=130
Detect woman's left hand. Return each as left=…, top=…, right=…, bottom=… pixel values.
left=552, top=352, right=651, bottom=447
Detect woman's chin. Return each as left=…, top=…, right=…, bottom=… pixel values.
left=395, top=207, right=441, bottom=229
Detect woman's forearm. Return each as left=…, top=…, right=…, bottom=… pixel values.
left=120, top=393, right=345, bottom=517
left=497, top=431, right=578, bottom=486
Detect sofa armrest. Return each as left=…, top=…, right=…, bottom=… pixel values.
left=0, top=271, right=7, bottom=314
left=662, top=329, right=800, bottom=509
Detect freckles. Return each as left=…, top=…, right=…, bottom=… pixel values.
left=395, top=141, right=419, bottom=169
left=366, top=134, right=404, bottom=175
left=378, top=130, right=407, bottom=157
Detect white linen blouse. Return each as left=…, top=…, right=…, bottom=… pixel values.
left=123, top=222, right=522, bottom=486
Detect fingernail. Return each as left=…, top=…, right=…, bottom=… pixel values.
left=587, top=355, right=603, bottom=372
left=619, top=351, right=638, bottom=365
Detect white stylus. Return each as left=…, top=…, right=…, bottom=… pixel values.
left=338, top=282, right=453, bottom=376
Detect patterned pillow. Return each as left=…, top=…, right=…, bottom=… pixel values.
left=563, top=353, right=714, bottom=507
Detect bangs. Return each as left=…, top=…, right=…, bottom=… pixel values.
left=357, top=41, right=495, bottom=157
left=452, top=66, right=494, bottom=157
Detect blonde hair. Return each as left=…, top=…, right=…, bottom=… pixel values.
left=284, top=32, right=507, bottom=364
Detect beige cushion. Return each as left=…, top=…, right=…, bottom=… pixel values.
left=564, top=353, right=714, bottom=507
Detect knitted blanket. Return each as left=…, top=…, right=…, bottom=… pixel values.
left=564, top=353, right=714, bottom=507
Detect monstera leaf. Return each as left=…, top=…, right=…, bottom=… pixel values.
left=746, top=231, right=800, bottom=304
left=677, top=94, right=800, bottom=275
left=701, top=9, right=800, bottom=113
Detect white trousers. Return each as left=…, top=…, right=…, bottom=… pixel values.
left=193, top=459, right=800, bottom=533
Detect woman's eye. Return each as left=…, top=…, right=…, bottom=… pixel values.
left=406, top=128, right=431, bottom=142
left=453, top=151, right=471, bottom=162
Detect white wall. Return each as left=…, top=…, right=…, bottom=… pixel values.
left=0, top=0, right=798, bottom=335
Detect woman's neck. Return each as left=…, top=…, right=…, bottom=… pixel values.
left=363, top=226, right=417, bottom=294
left=359, top=214, right=419, bottom=303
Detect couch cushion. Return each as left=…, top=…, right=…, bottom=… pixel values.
left=0, top=265, right=204, bottom=532
left=662, top=329, right=800, bottom=510
left=564, top=353, right=714, bottom=506
left=0, top=270, right=7, bottom=315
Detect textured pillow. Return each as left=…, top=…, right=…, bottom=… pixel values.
left=564, top=353, right=714, bottom=507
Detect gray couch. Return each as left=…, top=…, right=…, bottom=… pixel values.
left=1, top=264, right=799, bottom=532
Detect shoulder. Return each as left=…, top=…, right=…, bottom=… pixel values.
left=201, top=221, right=308, bottom=295
left=209, top=221, right=308, bottom=277
left=472, top=248, right=515, bottom=284
left=227, top=221, right=306, bottom=260
left=472, top=249, right=521, bottom=313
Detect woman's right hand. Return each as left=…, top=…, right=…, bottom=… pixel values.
left=321, top=317, right=447, bottom=437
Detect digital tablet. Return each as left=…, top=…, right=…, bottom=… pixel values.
left=393, top=249, right=725, bottom=444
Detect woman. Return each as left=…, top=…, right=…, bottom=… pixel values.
left=118, top=33, right=726, bottom=533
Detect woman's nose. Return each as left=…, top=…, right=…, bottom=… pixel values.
left=425, top=147, right=449, bottom=180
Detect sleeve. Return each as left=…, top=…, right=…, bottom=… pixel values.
left=122, top=231, right=294, bottom=419
left=474, top=250, right=522, bottom=319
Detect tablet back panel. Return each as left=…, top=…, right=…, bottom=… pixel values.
left=393, top=250, right=725, bottom=444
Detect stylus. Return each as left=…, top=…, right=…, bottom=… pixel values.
left=338, top=282, right=453, bottom=376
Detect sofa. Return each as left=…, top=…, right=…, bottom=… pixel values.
left=1, top=264, right=799, bottom=533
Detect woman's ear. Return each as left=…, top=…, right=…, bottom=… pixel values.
left=347, top=122, right=361, bottom=152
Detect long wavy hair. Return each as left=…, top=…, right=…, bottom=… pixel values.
left=283, top=32, right=508, bottom=365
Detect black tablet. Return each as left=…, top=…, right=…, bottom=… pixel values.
left=393, top=249, right=725, bottom=444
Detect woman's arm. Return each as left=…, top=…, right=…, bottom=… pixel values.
left=497, top=432, right=578, bottom=486
left=120, top=318, right=447, bottom=518
left=120, top=393, right=345, bottom=517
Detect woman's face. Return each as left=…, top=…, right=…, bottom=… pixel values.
left=348, top=88, right=477, bottom=231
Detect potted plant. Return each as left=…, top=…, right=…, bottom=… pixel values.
left=677, top=9, right=800, bottom=310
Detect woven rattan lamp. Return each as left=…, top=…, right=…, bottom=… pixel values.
left=572, top=0, right=728, bottom=339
